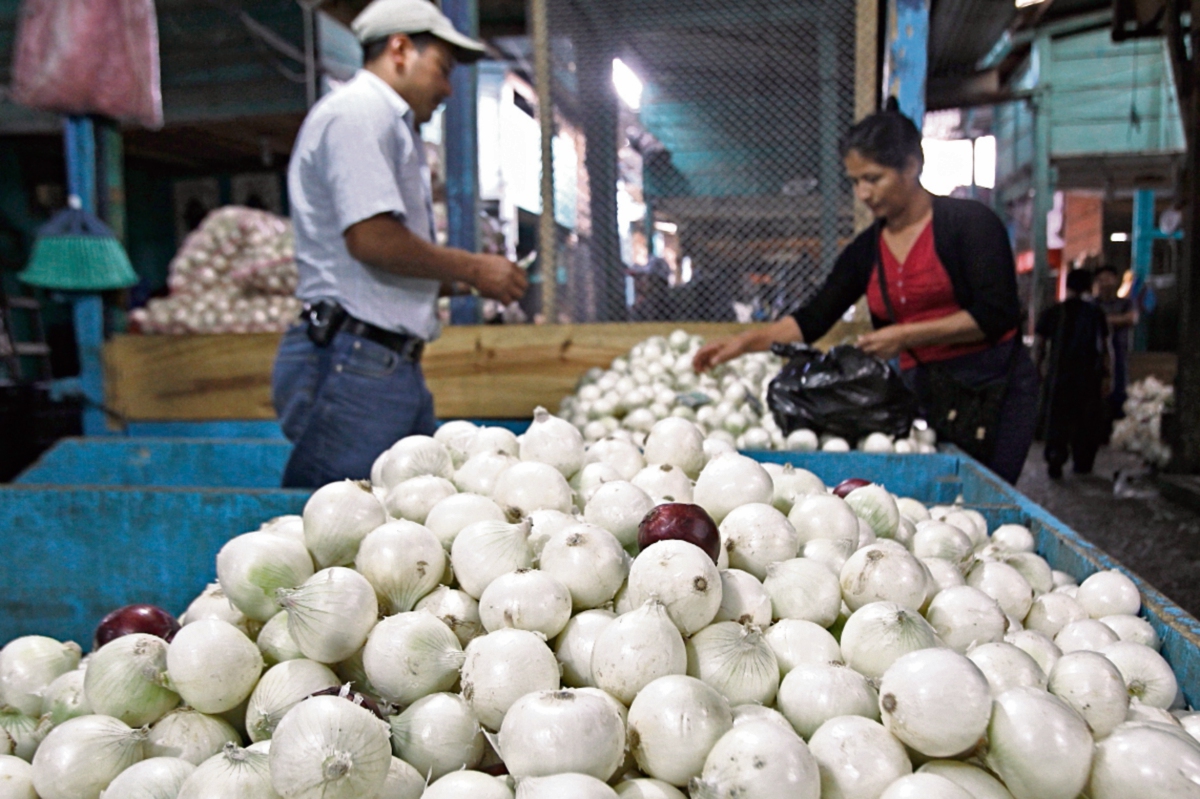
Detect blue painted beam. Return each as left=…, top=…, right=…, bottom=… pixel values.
left=885, top=0, right=929, bottom=123
left=442, top=0, right=480, bottom=324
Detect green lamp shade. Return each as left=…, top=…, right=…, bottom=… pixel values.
left=18, top=207, right=138, bottom=292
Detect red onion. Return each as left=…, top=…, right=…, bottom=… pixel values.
left=93, top=604, right=180, bottom=650
left=637, top=503, right=721, bottom=563
left=833, top=478, right=871, bottom=499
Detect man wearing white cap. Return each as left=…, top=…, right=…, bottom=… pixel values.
left=274, top=0, right=527, bottom=487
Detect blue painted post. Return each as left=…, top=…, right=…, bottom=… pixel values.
left=443, top=0, right=480, bottom=324
left=884, top=0, right=929, bottom=123
left=1030, top=33, right=1055, bottom=333
left=63, top=116, right=108, bottom=436
left=1132, top=188, right=1155, bottom=352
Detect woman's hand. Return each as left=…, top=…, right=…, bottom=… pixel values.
left=693, top=335, right=752, bottom=372
left=857, top=325, right=911, bottom=361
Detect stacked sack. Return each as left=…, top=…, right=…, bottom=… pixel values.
left=130, top=206, right=303, bottom=334
left=1111, top=377, right=1174, bottom=467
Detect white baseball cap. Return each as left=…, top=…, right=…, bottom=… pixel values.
left=352, top=0, right=486, bottom=62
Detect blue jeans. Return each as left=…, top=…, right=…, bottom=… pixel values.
left=272, top=325, right=437, bottom=488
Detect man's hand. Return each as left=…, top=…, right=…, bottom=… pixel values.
left=470, top=254, right=528, bottom=305
left=693, top=334, right=751, bottom=372
left=857, top=325, right=911, bottom=361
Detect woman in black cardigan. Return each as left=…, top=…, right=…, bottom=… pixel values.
left=694, top=109, right=1039, bottom=483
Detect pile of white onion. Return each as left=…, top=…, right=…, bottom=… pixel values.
left=556, top=330, right=937, bottom=454
left=0, top=412, right=1196, bottom=799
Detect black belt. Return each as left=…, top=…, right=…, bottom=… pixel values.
left=301, top=301, right=424, bottom=362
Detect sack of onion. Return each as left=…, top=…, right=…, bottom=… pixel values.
left=1, top=417, right=1197, bottom=799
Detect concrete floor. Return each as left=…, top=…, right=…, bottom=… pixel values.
left=1015, top=443, right=1200, bottom=619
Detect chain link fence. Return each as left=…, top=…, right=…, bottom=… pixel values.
left=527, top=0, right=870, bottom=324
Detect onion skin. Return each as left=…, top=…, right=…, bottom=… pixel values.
left=637, top=504, right=721, bottom=564
left=94, top=605, right=180, bottom=650
left=984, top=687, right=1093, bottom=799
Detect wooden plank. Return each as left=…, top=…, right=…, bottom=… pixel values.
left=104, top=321, right=862, bottom=421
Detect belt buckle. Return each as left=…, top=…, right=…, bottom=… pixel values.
left=404, top=338, right=424, bottom=362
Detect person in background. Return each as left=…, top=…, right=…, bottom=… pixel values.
left=694, top=106, right=1039, bottom=484
left=1034, top=268, right=1113, bottom=479
left=1093, top=265, right=1137, bottom=421
left=273, top=0, right=527, bottom=488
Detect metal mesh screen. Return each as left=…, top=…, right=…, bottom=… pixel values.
left=535, top=0, right=868, bottom=323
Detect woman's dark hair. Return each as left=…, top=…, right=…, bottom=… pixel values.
left=1066, top=268, right=1096, bottom=294
left=839, top=100, right=924, bottom=171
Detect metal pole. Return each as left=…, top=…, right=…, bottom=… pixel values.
left=302, top=3, right=317, bottom=108
left=531, top=0, right=557, bottom=322
left=819, top=25, right=841, bottom=276
left=1172, top=11, right=1200, bottom=471
left=1029, top=34, right=1054, bottom=335
left=444, top=0, right=481, bottom=324
left=884, top=0, right=929, bottom=123
left=1131, top=188, right=1155, bottom=352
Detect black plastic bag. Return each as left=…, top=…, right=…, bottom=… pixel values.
left=767, top=343, right=919, bottom=441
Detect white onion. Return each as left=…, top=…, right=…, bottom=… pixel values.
left=362, top=612, right=463, bottom=705
left=965, top=560, right=1033, bottom=621
left=821, top=437, right=850, bottom=452
left=425, top=493, right=507, bottom=551
left=245, top=660, right=339, bottom=743
left=769, top=465, right=826, bottom=514
left=181, top=583, right=259, bottom=639
left=277, top=567, right=378, bottom=664
left=1100, top=614, right=1161, bottom=650
left=895, top=497, right=931, bottom=523
left=839, top=544, right=927, bottom=612
left=434, top=419, right=479, bottom=467
left=764, top=619, right=841, bottom=675
left=423, top=770, right=514, bottom=799
left=627, top=675, right=733, bottom=787
left=539, top=525, right=629, bottom=610
left=776, top=663, right=879, bottom=739
left=690, top=720, right=820, bottom=799
left=388, top=692, right=484, bottom=780
left=216, top=531, right=315, bottom=623
left=788, top=494, right=859, bottom=552
left=879, top=648, right=991, bottom=757
left=1046, top=651, right=1129, bottom=740
left=498, top=689, right=625, bottom=780
left=966, top=642, right=1046, bottom=697
left=685, top=622, right=779, bottom=706
left=715, top=569, right=773, bottom=627
left=785, top=429, right=819, bottom=451
left=526, top=509, right=579, bottom=558
left=468, top=426, right=520, bottom=459
left=626, top=540, right=723, bottom=636
left=383, top=475, right=457, bottom=524
left=1003, top=629, right=1062, bottom=677
left=997, top=552, right=1054, bottom=596
left=584, top=438, right=646, bottom=481
left=99, top=756, right=195, bottom=799
left=573, top=462, right=623, bottom=505
left=146, top=707, right=239, bottom=765
left=643, top=418, right=707, bottom=479
left=378, top=756, right=423, bottom=799
left=31, top=715, right=146, bottom=799
left=844, top=484, right=900, bottom=539
left=302, top=480, right=386, bottom=568
left=416, top=586, right=483, bottom=647
left=84, top=633, right=179, bottom=727
left=516, top=773, right=618, bottom=798
left=632, top=463, right=694, bottom=504
left=807, top=715, right=912, bottom=799
left=763, top=558, right=841, bottom=627
left=479, top=569, right=573, bottom=637
left=991, top=524, right=1035, bottom=553
left=802, top=538, right=852, bottom=575
left=354, top=520, right=446, bottom=615
left=922, top=557, right=966, bottom=595
left=730, top=704, right=794, bottom=732
left=984, top=687, right=1094, bottom=799
left=0, top=707, right=48, bottom=761
left=451, top=519, right=534, bottom=599
left=268, top=694, right=392, bottom=799
left=0, top=755, right=36, bottom=799
left=520, top=407, right=586, bottom=478
left=1054, top=618, right=1120, bottom=653
left=1023, top=592, right=1088, bottom=638
left=693, top=454, right=774, bottom=524
left=942, top=510, right=987, bottom=550
left=167, top=619, right=262, bottom=714
left=614, top=777, right=686, bottom=798
left=1101, top=640, right=1179, bottom=708
left=0, top=636, right=82, bottom=718
left=41, top=668, right=91, bottom=727
left=1077, top=570, right=1141, bottom=618
left=912, top=521, right=973, bottom=567
left=381, top=435, right=454, bottom=487
left=461, top=629, right=560, bottom=730
left=925, top=586, right=1007, bottom=652
left=591, top=600, right=686, bottom=705
left=555, top=609, right=616, bottom=688
left=719, top=504, right=799, bottom=579
left=839, top=601, right=939, bottom=679
left=455, top=451, right=520, bottom=497
left=1088, top=721, right=1200, bottom=798
left=917, top=761, right=1016, bottom=799
left=584, top=482, right=655, bottom=549
left=492, top=462, right=574, bottom=516
left=856, top=517, right=876, bottom=548
left=703, top=437, right=737, bottom=461
left=881, top=774, right=974, bottom=799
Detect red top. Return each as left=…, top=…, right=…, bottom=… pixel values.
left=866, top=221, right=1012, bottom=370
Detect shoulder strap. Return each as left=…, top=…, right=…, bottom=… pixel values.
left=874, top=249, right=926, bottom=367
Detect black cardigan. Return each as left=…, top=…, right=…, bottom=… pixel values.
left=791, top=196, right=1020, bottom=344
